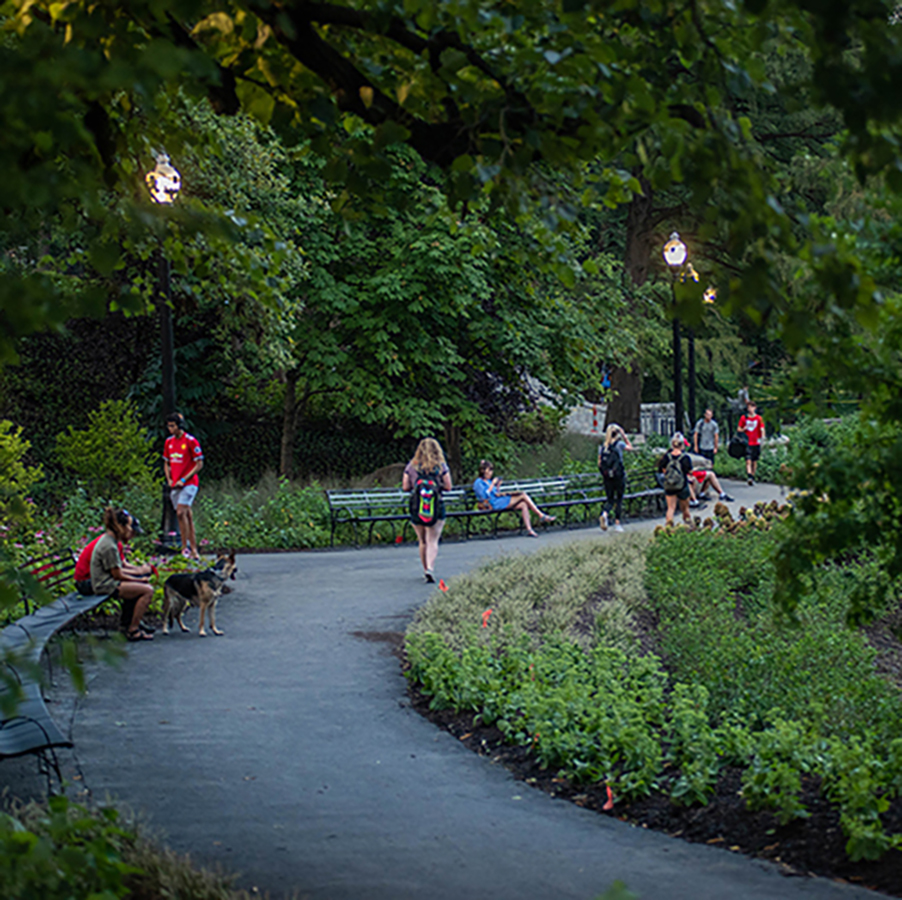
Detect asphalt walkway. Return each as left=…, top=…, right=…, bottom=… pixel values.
left=2, top=480, right=877, bottom=899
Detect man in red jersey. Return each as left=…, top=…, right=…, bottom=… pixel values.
left=163, top=412, right=204, bottom=559
left=737, top=401, right=766, bottom=486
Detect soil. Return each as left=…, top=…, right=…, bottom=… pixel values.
left=363, top=602, right=902, bottom=899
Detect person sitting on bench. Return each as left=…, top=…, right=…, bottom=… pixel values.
left=473, top=460, right=555, bottom=538
left=88, top=508, right=155, bottom=641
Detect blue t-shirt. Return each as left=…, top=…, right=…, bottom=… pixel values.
left=473, top=477, right=511, bottom=511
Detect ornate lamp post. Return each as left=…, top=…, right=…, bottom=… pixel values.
left=663, top=232, right=687, bottom=434
left=146, top=152, right=181, bottom=549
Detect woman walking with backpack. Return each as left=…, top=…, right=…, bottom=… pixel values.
left=598, top=424, right=633, bottom=532
left=403, top=438, right=453, bottom=583
left=658, top=433, right=693, bottom=527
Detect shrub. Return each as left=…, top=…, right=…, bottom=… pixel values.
left=1, top=795, right=254, bottom=899
left=55, top=400, right=155, bottom=498
left=0, top=420, right=43, bottom=529
left=507, top=406, right=567, bottom=444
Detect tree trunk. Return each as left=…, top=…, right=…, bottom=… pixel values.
left=443, top=421, right=462, bottom=485
left=604, top=365, right=642, bottom=432
left=280, top=368, right=299, bottom=479
left=605, top=176, right=655, bottom=434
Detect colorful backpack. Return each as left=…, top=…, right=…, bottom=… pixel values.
left=410, top=469, right=441, bottom=526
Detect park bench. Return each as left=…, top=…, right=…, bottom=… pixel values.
left=0, top=549, right=112, bottom=787
left=325, top=468, right=665, bottom=546
left=325, top=486, right=470, bottom=547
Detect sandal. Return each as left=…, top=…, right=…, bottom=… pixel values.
left=127, top=628, right=154, bottom=642
left=540, top=513, right=556, bottom=523
left=526, top=530, right=539, bottom=538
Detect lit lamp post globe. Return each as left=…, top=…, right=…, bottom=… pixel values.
left=663, top=232, right=688, bottom=268
left=145, top=153, right=181, bottom=205
left=146, top=152, right=181, bottom=549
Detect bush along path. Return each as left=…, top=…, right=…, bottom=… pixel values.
left=404, top=505, right=902, bottom=896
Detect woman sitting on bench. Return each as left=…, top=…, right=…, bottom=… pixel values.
left=473, top=460, right=555, bottom=538
left=89, top=508, right=155, bottom=641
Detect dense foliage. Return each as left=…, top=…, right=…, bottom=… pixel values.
left=406, top=516, right=902, bottom=861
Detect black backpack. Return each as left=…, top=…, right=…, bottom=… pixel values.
left=662, top=454, right=686, bottom=492
left=599, top=444, right=624, bottom=481
left=728, top=432, right=749, bottom=459
left=409, top=469, right=441, bottom=526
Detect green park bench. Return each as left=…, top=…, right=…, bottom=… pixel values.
left=325, top=469, right=665, bottom=546
left=0, top=549, right=112, bottom=788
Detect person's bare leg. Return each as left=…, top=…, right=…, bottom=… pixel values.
left=508, top=496, right=534, bottom=532
left=425, top=520, right=445, bottom=572
left=176, top=505, right=190, bottom=554
left=679, top=497, right=692, bottom=525
left=185, top=507, right=199, bottom=557
left=665, top=494, right=677, bottom=526
left=118, top=582, right=153, bottom=633
left=413, top=524, right=427, bottom=572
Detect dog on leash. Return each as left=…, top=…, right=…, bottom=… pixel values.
left=162, top=552, right=237, bottom=637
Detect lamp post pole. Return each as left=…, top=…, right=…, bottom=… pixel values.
left=663, top=232, right=688, bottom=436
left=146, top=153, right=182, bottom=551
left=687, top=325, right=696, bottom=429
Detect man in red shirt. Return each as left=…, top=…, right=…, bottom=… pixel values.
left=737, top=401, right=766, bottom=486
left=163, top=412, right=204, bottom=559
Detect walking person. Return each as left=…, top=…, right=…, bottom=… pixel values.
left=403, top=438, right=452, bottom=583
left=90, top=508, right=155, bottom=641
left=658, top=434, right=693, bottom=527
left=598, top=423, right=633, bottom=533
left=693, top=408, right=720, bottom=467
left=737, top=401, right=766, bottom=485
left=473, top=460, right=556, bottom=538
left=163, top=412, right=204, bottom=560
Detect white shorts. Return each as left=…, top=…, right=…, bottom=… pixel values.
left=170, top=484, right=199, bottom=508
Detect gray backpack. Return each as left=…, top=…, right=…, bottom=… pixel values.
left=662, top=455, right=686, bottom=492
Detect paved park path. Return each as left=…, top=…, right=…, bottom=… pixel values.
left=5, top=480, right=877, bottom=899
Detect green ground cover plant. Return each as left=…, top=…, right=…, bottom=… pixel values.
left=405, top=511, right=902, bottom=862
left=0, top=795, right=267, bottom=900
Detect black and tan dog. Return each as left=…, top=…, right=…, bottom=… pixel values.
left=161, top=552, right=237, bottom=637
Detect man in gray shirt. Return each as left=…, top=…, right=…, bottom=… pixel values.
left=693, top=408, right=720, bottom=466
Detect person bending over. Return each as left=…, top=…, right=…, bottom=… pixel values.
left=473, top=460, right=555, bottom=538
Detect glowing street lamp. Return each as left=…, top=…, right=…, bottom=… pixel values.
left=146, top=152, right=181, bottom=549
left=145, top=153, right=181, bottom=205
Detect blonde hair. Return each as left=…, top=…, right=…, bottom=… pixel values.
left=603, top=423, right=624, bottom=450
left=411, top=438, right=446, bottom=472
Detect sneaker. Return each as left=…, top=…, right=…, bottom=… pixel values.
left=719, top=492, right=735, bottom=502
left=613, top=524, right=624, bottom=533
left=689, top=499, right=700, bottom=508
left=424, top=570, right=435, bottom=583
left=599, top=511, right=608, bottom=531
left=747, top=477, right=754, bottom=486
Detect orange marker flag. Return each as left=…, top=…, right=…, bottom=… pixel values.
left=602, top=784, right=614, bottom=811
left=438, top=579, right=448, bottom=591
left=482, top=608, right=493, bottom=627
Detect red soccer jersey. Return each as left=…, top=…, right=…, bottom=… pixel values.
left=164, top=433, right=203, bottom=486
left=75, top=537, right=124, bottom=581
left=738, top=414, right=764, bottom=446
